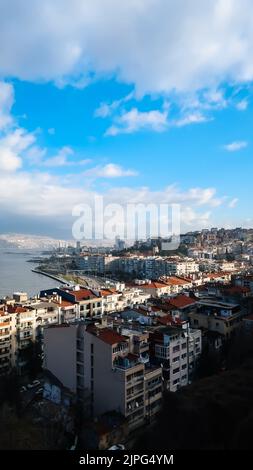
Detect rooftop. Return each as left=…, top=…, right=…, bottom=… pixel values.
left=7, top=306, right=28, bottom=314
left=162, top=276, right=192, bottom=286
left=68, top=288, right=98, bottom=301
left=89, top=327, right=129, bottom=346
left=167, top=294, right=197, bottom=309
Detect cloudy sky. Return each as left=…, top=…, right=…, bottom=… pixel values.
left=0, top=0, right=253, bottom=239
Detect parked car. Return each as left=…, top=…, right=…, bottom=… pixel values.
left=35, top=387, right=44, bottom=395
left=20, top=386, right=27, bottom=393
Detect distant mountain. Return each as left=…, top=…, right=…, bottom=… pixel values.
left=0, top=238, right=16, bottom=250
left=0, top=233, right=67, bottom=251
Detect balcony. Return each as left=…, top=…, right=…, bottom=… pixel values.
left=155, top=345, right=170, bottom=360
left=126, top=375, right=144, bottom=388
left=0, top=322, right=10, bottom=327
left=0, top=348, right=10, bottom=358
left=76, top=355, right=84, bottom=364
left=77, top=340, right=84, bottom=351
left=126, top=399, right=144, bottom=416
left=127, top=385, right=144, bottom=400
left=113, top=355, right=140, bottom=371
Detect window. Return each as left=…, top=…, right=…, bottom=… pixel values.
left=173, top=345, right=180, bottom=353
left=182, top=364, right=187, bottom=370
left=173, top=356, right=180, bottom=363
left=173, top=367, right=180, bottom=374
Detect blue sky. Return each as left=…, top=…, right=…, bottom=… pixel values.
left=0, top=0, right=253, bottom=239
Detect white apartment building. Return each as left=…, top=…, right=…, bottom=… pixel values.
left=151, top=325, right=202, bottom=392
left=76, top=255, right=120, bottom=274
left=0, top=300, right=61, bottom=375
left=117, top=256, right=199, bottom=279
left=0, top=308, right=16, bottom=375
left=164, top=259, right=199, bottom=276
left=41, top=284, right=150, bottom=318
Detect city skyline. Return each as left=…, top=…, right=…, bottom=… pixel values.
left=1, top=1, right=253, bottom=239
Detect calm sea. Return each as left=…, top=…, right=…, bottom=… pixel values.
left=0, top=250, right=59, bottom=298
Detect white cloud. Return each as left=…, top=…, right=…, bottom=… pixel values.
left=84, top=163, right=138, bottom=178
left=236, top=99, right=248, bottom=111
left=0, top=128, right=35, bottom=152
left=228, top=197, right=239, bottom=208
left=0, top=147, right=22, bottom=172
left=0, top=127, right=35, bottom=172
left=106, top=108, right=168, bottom=135
left=0, top=169, right=224, bottom=237
left=26, top=146, right=47, bottom=165
left=1, top=1, right=253, bottom=97
left=0, top=81, right=14, bottom=130
left=26, top=146, right=92, bottom=168
left=94, top=92, right=134, bottom=118
left=224, top=141, right=248, bottom=151
left=174, top=112, right=209, bottom=127
left=48, top=127, right=55, bottom=135
left=43, top=146, right=74, bottom=167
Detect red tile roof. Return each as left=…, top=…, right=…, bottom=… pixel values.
left=206, top=272, right=231, bottom=279
left=53, top=300, right=76, bottom=308
left=90, top=328, right=128, bottom=346
left=157, top=314, right=174, bottom=326
left=100, top=288, right=117, bottom=297
left=157, top=314, right=185, bottom=326
left=163, top=277, right=191, bottom=286
left=141, top=281, right=169, bottom=289
left=7, top=306, right=28, bottom=314
left=69, top=289, right=97, bottom=301
left=167, top=294, right=197, bottom=309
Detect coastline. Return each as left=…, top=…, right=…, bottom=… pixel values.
left=31, top=269, right=67, bottom=285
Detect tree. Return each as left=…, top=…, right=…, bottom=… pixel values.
left=197, top=343, right=221, bottom=378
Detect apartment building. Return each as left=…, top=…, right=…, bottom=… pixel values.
left=164, top=259, right=199, bottom=276
left=160, top=276, right=193, bottom=294
left=234, top=275, right=253, bottom=293
left=76, top=254, right=120, bottom=274
left=150, top=325, right=202, bottom=392
left=155, top=294, right=198, bottom=322
left=133, top=280, right=173, bottom=298
left=118, top=256, right=143, bottom=276
left=0, top=298, right=62, bottom=375
left=44, top=323, right=163, bottom=430
left=76, top=255, right=105, bottom=274
left=40, top=286, right=104, bottom=319
left=189, top=298, right=243, bottom=338
left=0, top=308, right=16, bottom=375
left=41, top=284, right=150, bottom=317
